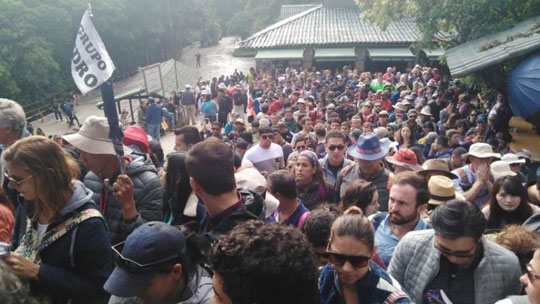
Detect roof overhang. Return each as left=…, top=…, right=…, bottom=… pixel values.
left=445, top=17, right=540, bottom=77
left=255, top=49, right=305, bottom=60
left=314, top=47, right=356, bottom=59
left=368, top=47, right=415, bottom=61
left=421, top=48, right=445, bottom=59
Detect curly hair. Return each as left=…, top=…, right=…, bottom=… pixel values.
left=302, top=204, right=342, bottom=248
left=495, top=225, right=540, bottom=272
left=210, top=221, right=319, bottom=304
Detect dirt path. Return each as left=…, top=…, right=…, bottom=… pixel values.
left=33, top=37, right=255, bottom=156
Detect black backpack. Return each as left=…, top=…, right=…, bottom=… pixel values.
left=233, top=91, right=243, bottom=106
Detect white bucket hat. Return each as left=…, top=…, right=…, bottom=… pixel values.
left=62, top=116, right=132, bottom=155
left=464, top=143, right=501, bottom=159
left=501, top=153, right=525, bottom=165
left=490, top=160, right=517, bottom=179
left=420, top=106, right=432, bottom=116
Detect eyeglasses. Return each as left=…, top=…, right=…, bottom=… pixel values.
left=328, top=145, right=345, bottom=151
left=434, top=240, right=477, bottom=258
left=112, top=241, right=182, bottom=273
left=527, top=264, right=540, bottom=283
left=4, top=172, right=33, bottom=187
left=261, top=135, right=273, bottom=140
left=326, top=245, right=370, bottom=268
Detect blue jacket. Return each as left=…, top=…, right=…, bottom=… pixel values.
left=145, top=103, right=163, bottom=125
left=319, top=262, right=412, bottom=304
left=26, top=181, right=112, bottom=303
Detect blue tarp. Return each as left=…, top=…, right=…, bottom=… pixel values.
left=508, top=53, right=540, bottom=118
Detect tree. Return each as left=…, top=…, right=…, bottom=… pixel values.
left=355, top=0, right=540, bottom=48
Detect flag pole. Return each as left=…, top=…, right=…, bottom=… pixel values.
left=86, top=7, right=125, bottom=175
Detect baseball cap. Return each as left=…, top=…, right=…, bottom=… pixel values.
left=104, top=222, right=187, bottom=297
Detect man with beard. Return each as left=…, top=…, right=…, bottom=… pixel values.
left=373, top=171, right=430, bottom=266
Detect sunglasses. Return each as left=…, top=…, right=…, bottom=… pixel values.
left=112, top=241, right=182, bottom=273
left=326, top=245, right=370, bottom=268
left=328, top=145, right=345, bottom=151
left=527, top=264, right=540, bottom=283
left=296, top=145, right=306, bottom=150
left=434, top=240, right=476, bottom=258
left=261, top=135, right=274, bottom=140
left=315, top=251, right=330, bottom=259
left=211, top=128, right=220, bottom=131
left=4, top=172, right=33, bottom=187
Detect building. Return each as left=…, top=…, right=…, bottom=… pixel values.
left=236, top=0, right=442, bottom=72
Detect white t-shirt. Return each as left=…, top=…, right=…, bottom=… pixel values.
left=37, top=223, right=49, bottom=241
left=243, top=143, right=284, bottom=174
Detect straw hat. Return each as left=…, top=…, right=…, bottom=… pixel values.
left=490, top=161, right=517, bottom=179
left=393, top=102, right=407, bottom=112
left=418, top=159, right=458, bottom=179
left=464, top=143, right=501, bottom=159
left=385, top=149, right=422, bottom=171
left=428, top=175, right=465, bottom=205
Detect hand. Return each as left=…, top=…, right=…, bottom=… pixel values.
left=475, top=164, right=489, bottom=183
left=5, top=252, right=40, bottom=279
left=112, top=175, right=137, bottom=220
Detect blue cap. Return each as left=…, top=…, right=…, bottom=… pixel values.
left=104, top=222, right=187, bottom=297
left=476, top=114, right=487, bottom=123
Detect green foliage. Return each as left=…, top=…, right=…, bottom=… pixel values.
left=0, top=0, right=313, bottom=105
left=355, top=0, right=540, bottom=48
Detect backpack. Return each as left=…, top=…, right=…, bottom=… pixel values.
left=233, top=91, right=243, bottom=106
left=202, top=101, right=215, bottom=116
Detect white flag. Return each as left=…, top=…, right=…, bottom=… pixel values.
left=71, top=10, right=115, bottom=95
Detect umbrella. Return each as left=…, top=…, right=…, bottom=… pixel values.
left=508, top=53, right=540, bottom=119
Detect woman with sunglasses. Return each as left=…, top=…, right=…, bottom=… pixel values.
left=3, top=136, right=112, bottom=303
left=483, top=175, right=538, bottom=231
left=295, top=151, right=336, bottom=210
left=319, top=206, right=412, bottom=304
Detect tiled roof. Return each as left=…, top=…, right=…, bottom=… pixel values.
left=240, top=5, right=420, bottom=49
left=279, top=4, right=320, bottom=20
left=445, top=17, right=540, bottom=77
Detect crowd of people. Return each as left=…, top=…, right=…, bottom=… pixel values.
left=1, top=63, right=540, bottom=304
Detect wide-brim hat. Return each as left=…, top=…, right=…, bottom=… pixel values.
left=418, top=159, right=458, bottom=179
left=464, top=143, right=501, bottom=159
left=491, top=160, right=517, bottom=179
left=501, top=153, right=526, bottom=165
left=420, top=106, right=432, bottom=116
left=348, top=134, right=390, bottom=161
left=385, top=149, right=422, bottom=171
left=393, top=102, right=406, bottom=112
left=62, top=116, right=132, bottom=155
left=428, top=175, right=465, bottom=206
